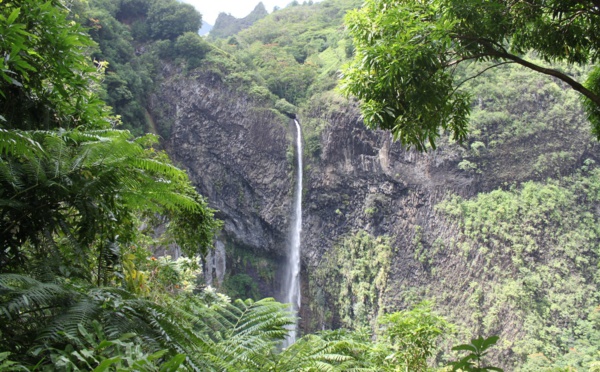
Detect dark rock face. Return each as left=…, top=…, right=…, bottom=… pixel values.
left=149, top=67, right=292, bottom=260
left=302, top=103, right=472, bottom=268
left=297, top=100, right=475, bottom=331
left=149, top=66, right=478, bottom=308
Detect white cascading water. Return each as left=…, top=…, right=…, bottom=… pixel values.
left=282, top=119, right=303, bottom=348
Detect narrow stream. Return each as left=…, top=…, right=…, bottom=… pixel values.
left=282, top=119, right=302, bottom=348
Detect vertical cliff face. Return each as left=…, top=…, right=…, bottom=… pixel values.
left=298, top=98, right=477, bottom=331
left=149, top=65, right=292, bottom=263
left=302, top=103, right=472, bottom=265
left=149, top=65, right=484, bottom=312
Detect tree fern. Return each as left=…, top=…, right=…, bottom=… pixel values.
left=0, top=129, right=43, bottom=159
left=0, top=274, right=76, bottom=357
left=0, top=127, right=220, bottom=275
left=206, top=298, right=293, bottom=370
left=0, top=275, right=204, bottom=369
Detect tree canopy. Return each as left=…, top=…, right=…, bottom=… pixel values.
left=340, top=0, right=600, bottom=150
left=147, top=0, right=202, bottom=40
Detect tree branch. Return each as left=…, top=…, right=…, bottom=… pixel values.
left=487, top=51, right=600, bottom=107
left=446, top=54, right=491, bottom=67
left=452, top=61, right=516, bottom=95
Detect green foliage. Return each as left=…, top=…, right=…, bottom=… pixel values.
left=0, top=273, right=295, bottom=371
left=204, top=0, right=360, bottom=111
left=175, top=32, right=211, bottom=69
left=340, top=0, right=600, bottom=150
left=311, top=231, right=392, bottom=330
left=585, top=66, right=600, bottom=137
left=447, top=58, right=592, bottom=189
left=138, top=255, right=202, bottom=297
left=518, top=304, right=600, bottom=370
left=274, top=98, right=297, bottom=116
left=272, top=305, right=451, bottom=371
left=273, top=329, right=370, bottom=371
left=83, top=0, right=208, bottom=136
left=0, top=129, right=220, bottom=275
left=463, top=58, right=589, bottom=140
left=0, top=352, right=27, bottom=371
left=202, top=296, right=293, bottom=370
left=147, top=0, right=201, bottom=41
left=449, top=335, right=504, bottom=372
left=0, top=0, right=220, bottom=277
left=378, top=301, right=451, bottom=371
left=219, top=243, right=277, bottom=301
left=84, top=0, right=161, bottom=135
left=0, top=0, right=109, bottom=130
left=222, top=273, right=260, bottom=300
left=45, top=321, right=185, bottom=371
left=116, top=0, right=150, bottom=22
left=340, top=0, right=470, bottom=151
left=437, top=169, right=600, bottom=367
left=0, top=274, right=192, bottom=365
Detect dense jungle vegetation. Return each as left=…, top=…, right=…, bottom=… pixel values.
left=2, top=0, right=600, bottom=370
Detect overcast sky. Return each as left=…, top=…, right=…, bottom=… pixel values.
left=181, top=0, right=323, bottom=25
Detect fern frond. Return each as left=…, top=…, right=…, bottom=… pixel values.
left=0, top=129, right=44, bottom=158
left=132, top=158, right=187, bottom=181
left=275, top=331, right=375, bottom=372
left=195, top=297, right=293, bottom=371
left=0, top=274, right=76, bottom=356
left=39, top=294, right=101, bottom=342
left=0, top=275, right=72, bottom=320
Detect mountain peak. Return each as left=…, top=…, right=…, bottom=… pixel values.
left=210, top=3, right=268, bottom=39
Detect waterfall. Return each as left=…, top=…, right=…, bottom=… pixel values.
left=282, top=119, right=303, bottom=348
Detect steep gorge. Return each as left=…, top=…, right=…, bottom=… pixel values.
left=149, top=50, right=600, bottom=368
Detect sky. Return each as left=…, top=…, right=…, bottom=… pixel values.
left=181, top=0, right=322, bottom=25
